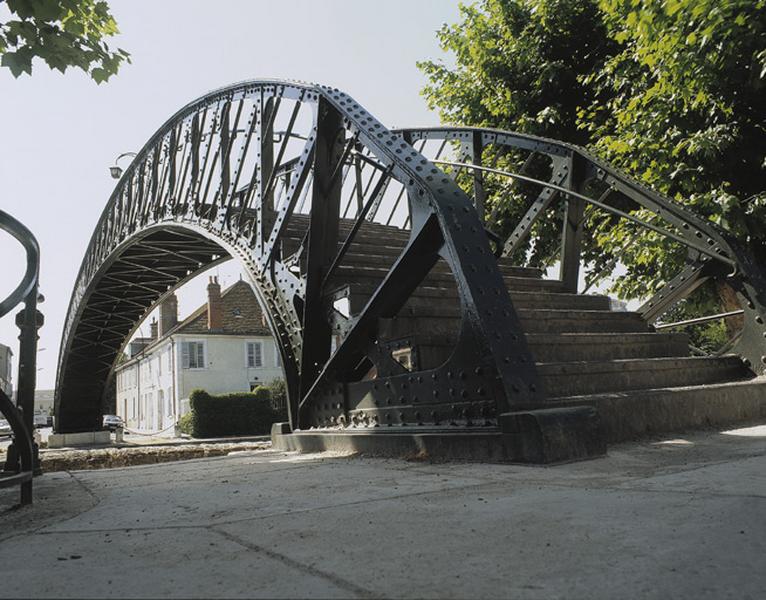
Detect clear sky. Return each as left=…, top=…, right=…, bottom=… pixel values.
left=0, top=0, right=462, bottom=390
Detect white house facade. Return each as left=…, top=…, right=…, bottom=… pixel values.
left=0, top=343, right=12, bottom=397
left=114, top=278, right=283, bottom=434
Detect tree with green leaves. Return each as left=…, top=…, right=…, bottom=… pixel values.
left=419, top=0, right=766, bottom=348
left=0, top=0, right=129, bottom=82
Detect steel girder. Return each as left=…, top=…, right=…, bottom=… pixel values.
left=55, top=81, right=543, bottom=433
left=56, top=83, right=766, bottom=436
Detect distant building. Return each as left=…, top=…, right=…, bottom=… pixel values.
left=0, top=343, right=12, bottom=397
left=32, top=389, right=54, bottom=415
left=13, top=388, right=55, bottom=417
left=114, top=277, right=283, bottom=433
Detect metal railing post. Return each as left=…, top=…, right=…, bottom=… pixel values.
left=0, top=208, right=41, bottom=505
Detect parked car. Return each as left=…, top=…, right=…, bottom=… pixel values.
left=102, top=415, right=124, bottom=432
left=33, top=413, right=50, bottom=428
left=0, top=418, right=11, bottom=435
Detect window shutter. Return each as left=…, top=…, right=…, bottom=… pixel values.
left=247, top=343, right=254, bottom=368
left=196, top=343, right=204, bottom=368
left=255, top=342, right=262, bottom=367
left=181, top=342, right=190, bottom=369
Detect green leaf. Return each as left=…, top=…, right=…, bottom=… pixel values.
left=1, top=0, right=130, bottom=82
left=1, top=48, right=33, bottom=77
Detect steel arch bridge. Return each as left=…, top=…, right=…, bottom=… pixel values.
left=55, top=80, right=766, bottom=459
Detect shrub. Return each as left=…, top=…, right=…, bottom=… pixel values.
left=187, top=388, right=279, bottom=438
left=260, top=378, right=288, bottom=421
left=177, top=412, right=194, bottom=436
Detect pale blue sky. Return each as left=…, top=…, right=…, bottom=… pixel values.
left=0, top=0, right=462, bottom=389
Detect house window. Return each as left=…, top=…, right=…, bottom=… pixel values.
left=181, top=341, right=205, bottom=369
left=246, top=341, right=263, bottom=368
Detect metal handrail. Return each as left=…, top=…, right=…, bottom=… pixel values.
left=396, top=127, right=766, bottom=374
left=0, top=211, right=39, bottom=316
left=430, top=159, right=736, bottom=270
left=0, top=389, right=33, bottom=503
left=0, top=208, right=40, bottom=506
left=654, top=310, right=745, bottom=330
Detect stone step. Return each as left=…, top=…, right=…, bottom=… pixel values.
left=330, top=265, right=564, bottom=292
left=546, top=377, right=766, bottom=442
left=285, top=220, right=412, bottom=242
left=377, top=308, right=651, bottom=340
left=537, top=355, right=750, bottom=398
left=373, top=331, right=692, bottom=372
left=339, top=253, right=543, bottom=278
left=510, top=292, right=612, bottom=311
left=526, top=332, right=690, bottom=362
left=331, top=282, right=612, bottom=313
left=518, top=309, right=650, bottom=334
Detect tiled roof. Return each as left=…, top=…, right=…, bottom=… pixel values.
left=177, top=280, right=272, bottom=336
left=121, top=280, right=273, bottom=364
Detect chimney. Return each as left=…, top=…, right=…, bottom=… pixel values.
left=149, top=318, right=158, bottom=340
left=159, top=292, right=178, bottom=336
left=207, top=276, right=223, bottom=330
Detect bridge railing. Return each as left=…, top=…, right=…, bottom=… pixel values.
left=0, top=208, right=40, bottom=505
left=396, top=127, right=766, bottom=374
left=65, top=82, right=766, bottom=437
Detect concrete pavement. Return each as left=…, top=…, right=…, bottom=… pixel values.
left=1, top=425, right=765, bottom=598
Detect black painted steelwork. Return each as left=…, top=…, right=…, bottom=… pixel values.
left=0, top=208, right=41, bottom=505
left=399, top=127, right=766, bottom=376
left=55, top=81, right=541, bottom=434
left=55, top=82, right=766, bottom=441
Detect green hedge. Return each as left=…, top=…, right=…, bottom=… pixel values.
left=186, top=387, right=281, bottom=438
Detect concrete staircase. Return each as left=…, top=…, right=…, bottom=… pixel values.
left=323, top=221, right=766, bottom=443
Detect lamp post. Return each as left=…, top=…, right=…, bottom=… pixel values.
left=110, top=152, right=137, bottom=179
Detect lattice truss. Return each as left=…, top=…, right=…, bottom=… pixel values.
left=55, top=81, right=766, bottom=433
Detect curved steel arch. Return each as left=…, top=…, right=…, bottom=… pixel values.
left=55, top=80, right=542, bottom=433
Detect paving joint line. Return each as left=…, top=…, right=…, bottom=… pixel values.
left=211, top=526, right=378, bottom=598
